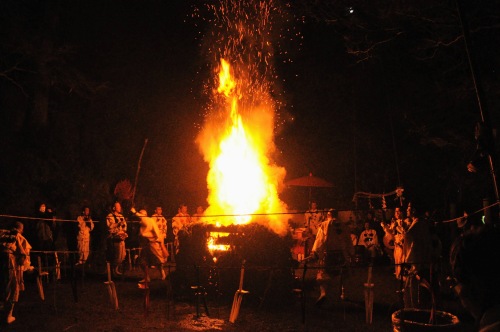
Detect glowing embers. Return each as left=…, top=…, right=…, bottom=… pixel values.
left=205, top=223, right=245, bottom=258
left=207, top=230, right=231, bottom=255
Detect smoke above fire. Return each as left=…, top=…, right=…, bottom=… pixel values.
left=195, top=0, right=291, bottom=236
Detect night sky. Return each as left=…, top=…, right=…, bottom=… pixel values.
left=0, top=0, right=498, bottom=220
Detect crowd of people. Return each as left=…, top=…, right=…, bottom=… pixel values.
left=301, top=201, right=442, bottom=307
left=299, top=199, right=500, bottom=332
left=1, top=198, right=500, bottom=330
left=0, top=200, right=205, bottom=324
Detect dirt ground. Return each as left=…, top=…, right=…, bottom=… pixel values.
left=1, top=253, right=476, bottom=332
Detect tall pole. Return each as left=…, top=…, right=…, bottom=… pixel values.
left=131, top=138, right=149, bottom=205
left=456, top=0, right=500, bottom=222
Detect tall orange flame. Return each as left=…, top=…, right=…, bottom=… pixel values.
left=196, top=58, right=288, bottom=236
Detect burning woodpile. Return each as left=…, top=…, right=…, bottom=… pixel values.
left=173, top=223, right=297, bottom=307
left=170, top=0, right=299, bottom=307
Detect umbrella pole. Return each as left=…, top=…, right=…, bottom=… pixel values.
left=308, top=187, right=312, bottom=208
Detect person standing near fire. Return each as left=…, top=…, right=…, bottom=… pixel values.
left=191, top=205, right=206, bottom=225
left=106, top=202, right=128, bottom=276
left=152, top=206, right=167, bottom=245
left=151, top=206, right=170, bottom=261
left=32, top=202, right=56, bottom=280
left=381, top=206, right=407, bottom=279
left=76, top=206, right=94, bottom=266
left=401, top=203, right=434, bottom=309
left=34, top=202, right=55, bottom=252
left=366, top=211, right=385, bottom=248
left=308, top=209, right=354, bottom=305
left=304, top=201, right=324, bottom=257
left=0, top=222, right=31, bottom=324
left=131, top=208, right=167, bottom=283
left=357, top=221, right=382, bottom=265
left=172, top=203, right=191, bottom=254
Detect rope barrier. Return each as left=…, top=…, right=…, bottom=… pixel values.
left=0, top=214, right=100, bottom=223
left=0, top=209, right=338, bottom=224
left=438, top=201, right=500, bottom=224
left=0, top=211, right=307, bottom=222
left=4, top=203, right=497, bottom=225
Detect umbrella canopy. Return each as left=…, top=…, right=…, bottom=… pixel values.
left=285, top=173, right=333, bottom=188
left=284, top=173, right=333, bottom=208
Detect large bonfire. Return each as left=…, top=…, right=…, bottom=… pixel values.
left=195, top=0, right=290, bottom=236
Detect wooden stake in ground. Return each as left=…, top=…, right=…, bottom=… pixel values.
left=104, top=262, right=119, bottom=310
left=36, top=256, right=48, bottom=301
left=54, top=252, right=61, bottom=281
left=300, top=261, right=308, bottom=324
left=143, top=266, right=150, bottom=317
left=165, top=263, right=176, bottom=321
left=229, top=260, right=249, bottom=323
left=364, top=265, right=374, bottom=324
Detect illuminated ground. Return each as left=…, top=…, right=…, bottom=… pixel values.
left=2, top=257, right=475, bottom=332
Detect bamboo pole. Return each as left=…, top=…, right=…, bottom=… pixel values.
left=131, top=138, right=149, bottom=205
